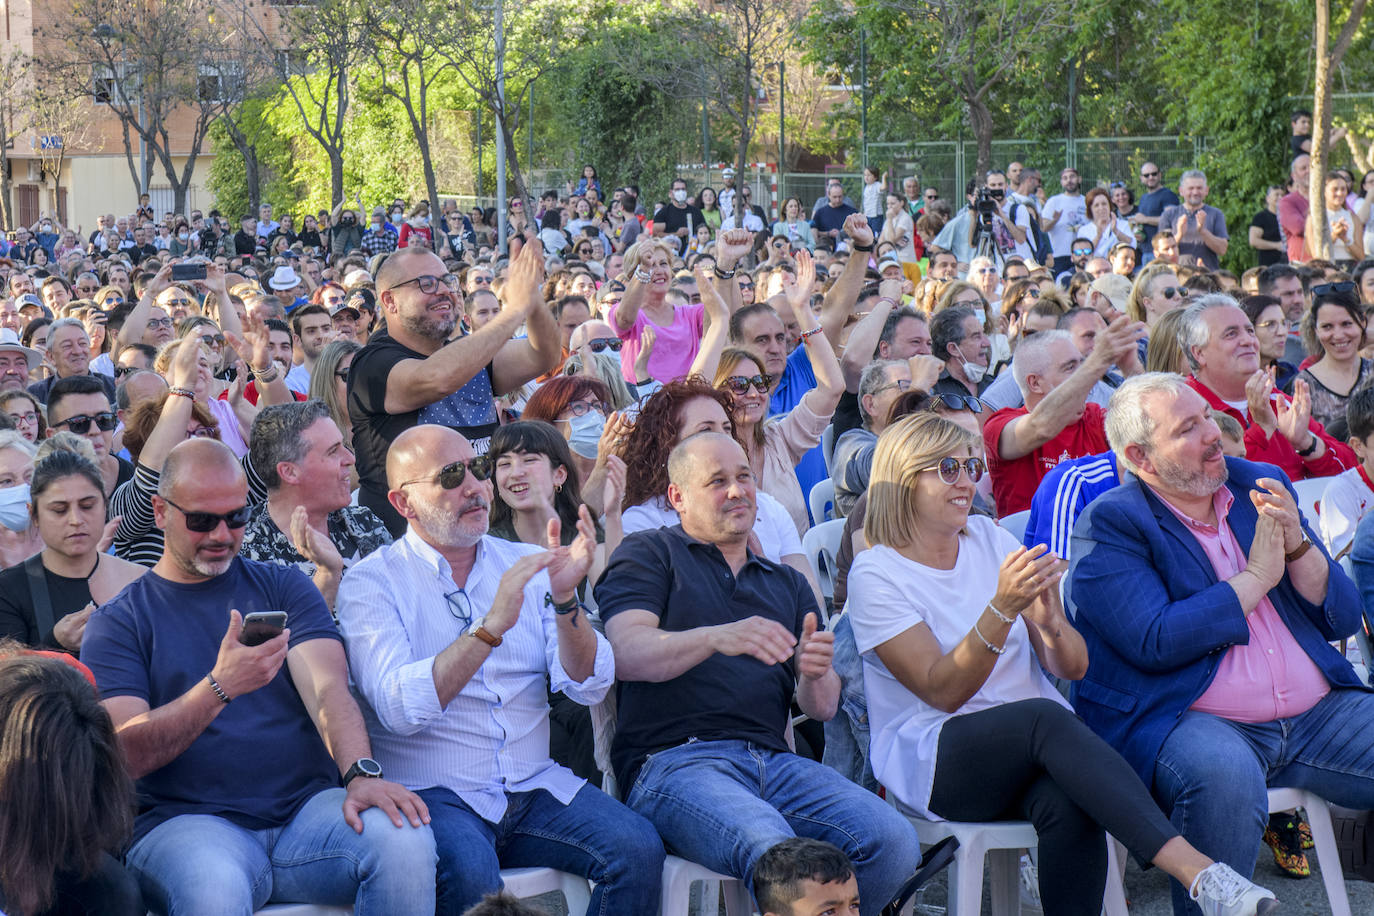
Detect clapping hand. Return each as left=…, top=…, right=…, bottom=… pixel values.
left=796, top=612, right=834, bottom=681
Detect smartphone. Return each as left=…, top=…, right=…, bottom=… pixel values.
left=172, top=263, right=207, bottom=281
left=240, top=611, right=287, bottom=647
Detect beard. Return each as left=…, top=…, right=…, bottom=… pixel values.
left=398, top=300, right=458, bottom=342
left=168, top=536, right=237, bottom=579
left=1153, top=442, right=1229, bottom=498
left=410, top=491, right=489, bottom=547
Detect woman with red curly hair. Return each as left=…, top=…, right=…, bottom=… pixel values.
left=620, top=378, right=821, bottom=601
left=522, top=374, right=629, bottom=519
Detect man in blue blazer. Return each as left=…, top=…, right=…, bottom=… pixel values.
left=1067, top=372, right=1374, bottom=915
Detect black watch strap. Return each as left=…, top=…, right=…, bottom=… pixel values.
left=343, top=757, right=383, bottom=786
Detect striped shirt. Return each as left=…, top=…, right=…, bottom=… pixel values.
left=112, top=459, right=269, bottom=568
left=1023, top=450, right=1120, bottom=561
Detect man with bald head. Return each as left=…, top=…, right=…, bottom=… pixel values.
left=337, top=424, right=664, bottom=916
left=349, top=240, right=563, bottom=536
left=82, top=438, right=437, bottom=915
left=596, top=432, right=919, bottom=915
left=568, top=318, right=620, bottom=353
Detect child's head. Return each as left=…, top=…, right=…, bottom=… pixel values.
left=1347, top=386, right=1374, bottom=465
left=1210, top=410, right=1246, bottom=458
left=755, top=838, right=859, bottom=916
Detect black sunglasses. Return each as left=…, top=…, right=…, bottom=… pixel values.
left=1159, top=286, right=1186, bottom=300
left=398, top=456, right=493, bottom=491
left=587, top=337, right=623, bottom=353
left=1313, top=281, right=1357, bottom=298
left=162, top=496, right=252, bottom=532
left=722, top=374, right=773, bottom=396
left=54, top=411, right=117, bottom=434
left=113, top=365, right=140, bottom=378
left=931, top=394, right=984, bottom=413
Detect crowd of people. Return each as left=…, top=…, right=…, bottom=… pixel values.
left=6, top=132, right=1374, bottom=916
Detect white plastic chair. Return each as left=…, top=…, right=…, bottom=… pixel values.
left=251, top=866, right=592, bottom=916
left=1265, top=788, right=1351, bottom=916
left=889, top=796, right=1128, bottom=916
left=822, top=423, right=836, bottom=476
left=659, top=855, right=754, bottom=916
left=809, top=477, right=836, bottom=524
left=997, top=509, right=1031, bottom=544
left=1292, top=476, right=1328, bottom=521
left=802, top=518, right=846, bottom=611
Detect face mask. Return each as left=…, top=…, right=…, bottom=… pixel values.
left=391, top=210, right=402, bottom=220
left=372, top=220, right=383, bottom=229
left=40, top=225, right=51, bottom=234
left=413, top=216, right=429, bottom=227
left=673, top=189, right=688, bottom=203
left=973, top=308, right=987, bottom=325
left=178, top=232, right=188, bottom=241
left=0, top=484, right=29, bottom=532
left=962, top=360, right=987, bottom=384
left=566, top=410, right=606, bottom=459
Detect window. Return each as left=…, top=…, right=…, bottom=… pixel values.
left=197, top=62, right=244, bottom=103
left=92, top=66, right=116, bottom=104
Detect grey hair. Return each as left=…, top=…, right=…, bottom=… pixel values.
left=858, top=359, right=907, bottom=424
left=248, top=400, right=333, bottom=490
left=929, top=305, right=977, bottom=359
left=563, top=350, right=636, bottom=410
left=1011, top=329, right=1074, bottom=399
left=35, top=431, right=96, bottom=465
left=0, top=431, right=37, bottom=458
left=1104, top=372, right=1194, bottom=475
left=1179, top=169, right=1207, bottom=185
left=45, top=318, right=86, bottom=351
left=1177, top=293, right=1242, bottom=371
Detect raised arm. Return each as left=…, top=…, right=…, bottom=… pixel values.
left=784, top=250, right=844, bottom=415
left=688, top=263, right=732, bottom=380
left=711, top=229, right=754, bottom=316
left=490, top=238, right=563, bottom=395
left=838, top=278, right=904, bottom=389
left=116, top=264, right=173, bottom=351
left=819, top=213, right=875, bottom=348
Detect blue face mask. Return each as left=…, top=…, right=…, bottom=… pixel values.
left=0, top=484, right=30, bottom=532
left=566, top=410, right=605, bottom=460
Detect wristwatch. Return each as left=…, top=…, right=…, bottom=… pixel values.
left=466, top=615, right=503, bottom=647
left=343, top=757, right=383, bottom=786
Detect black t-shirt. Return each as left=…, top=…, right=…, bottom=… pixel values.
left=594, top=525, right=815, bottom=789
left=347, top=330, right=498, bottom=535
left=233, top=230, right=258, bottom=256
left=1291, top=134, right=1310, bottom=159
left=651, top=203, right=705, bottom=241
left=0, top=559, right=96, bottom=650
left=1250, top=209, right=1284, bottom=266
left=297, top=228, right=323, bottom=251
left=832, top=390, right=863, bottom=442
left=128, top=243, right=158, bottom=265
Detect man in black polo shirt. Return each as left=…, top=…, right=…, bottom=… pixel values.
left=650, top=177, right=703, bottom=257
left=347, top=239, right=561, bottom=535
left=595, top=432, right=918, bottom=916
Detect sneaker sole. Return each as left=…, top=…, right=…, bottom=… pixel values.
left=1257, top=899, right=1281, bottom=915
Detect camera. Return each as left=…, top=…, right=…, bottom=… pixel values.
left=974, top=186, right=1000, bottom=216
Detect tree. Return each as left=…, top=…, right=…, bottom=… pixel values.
left=0, top=49, right=32, bottom=229
left=28, top=85, right=96, bottom=221
left=1304, top=0, right=1368, bottom=260
left=37, top=0, right=220, bottom=214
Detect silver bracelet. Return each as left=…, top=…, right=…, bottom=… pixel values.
left=633, top=268, right=652, bottom=283
left=986, top=602, right=1015, bottom=625
left=973, top=621, right=1006, bottom=655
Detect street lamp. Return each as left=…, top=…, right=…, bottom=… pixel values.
left=769, top=61, right=785, bottom=208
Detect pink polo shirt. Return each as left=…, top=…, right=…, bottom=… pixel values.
left=1151, top=485, right=1330, bottom=723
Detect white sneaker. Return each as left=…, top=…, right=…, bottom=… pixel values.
left=1189, top=862, right=1279, bottom=916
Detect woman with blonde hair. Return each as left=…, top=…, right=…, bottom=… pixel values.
left=1126, top=260, right=1184, bottom=329
left=308, top=339, right=362, bottom=440
left=847, top=411, right=1276, bottom=915
left=609, top=238, right=704, bottom=384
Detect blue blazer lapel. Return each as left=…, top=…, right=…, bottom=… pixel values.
left=1132, top=476, right=1218, bottom=584
left=1225, top=477, right=1259, bottom=550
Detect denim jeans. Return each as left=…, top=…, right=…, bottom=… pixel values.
left=127, top=787, right=437, bottom=916
left=1153, top=687, right=1374, bottom=915
left=821, top=614, right=879, bottom=793
left=417, top=783, right=664, bottom=916
left=627, top=739, right=919, bottom=916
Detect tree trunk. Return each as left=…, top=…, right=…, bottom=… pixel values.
left=496, top=112, right=531, bottom=217
left=0, top=149, right=11, bottom=231
left=969, top=95, right=994, bottom=183
left=1306, top=0, right=1332, bottom=260
left=245, top=147, right=261, bottom=214
left=329, top=150, right=345, bottom=206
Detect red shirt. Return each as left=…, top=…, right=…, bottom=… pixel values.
left=984, top=403, right=1108, bottom=515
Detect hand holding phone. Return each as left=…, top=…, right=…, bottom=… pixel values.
left=239, top=611, right=287, bottom=647
left=172, top=263, right=207, bottom=281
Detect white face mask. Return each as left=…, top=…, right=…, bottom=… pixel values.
left=673, top=189, right=688, bottom=203
left=973, top=308, right=987, bottom=325
left=372, top=220, right=383, bottom=229
left=178, top=232, right=189, bottom=241
left=391, top=210, right=402, bottom=220
left=962, top=360, right=987, bottom=384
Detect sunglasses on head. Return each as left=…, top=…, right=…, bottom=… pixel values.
left=162, top=496, right=251, bottom=532
left=722, top=374, right=773, bottom=396
left=54, top=411, right=117, bottom=434
left=931, top=393, right=984, bottom=413
left=921, top=455, right=987, bottom=485
left=587, top=337, right=622, bottom=353
left=1313, top=281, right=1357, bottom=298
left=399, top=456, right=494, bottom=491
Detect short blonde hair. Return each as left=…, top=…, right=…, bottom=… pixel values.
left=621, top=238, right=676, bottom=279
left=864, top=412, right=980, bottom=549
left=1126, top=261, right=1178, bottom=324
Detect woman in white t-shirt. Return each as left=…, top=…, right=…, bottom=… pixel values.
left=847, top=412, right=1276, bottom=915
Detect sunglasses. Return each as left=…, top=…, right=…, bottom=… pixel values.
left=931, top=393, right=985, bottom=413
left=469, top=275, right=493, bottom=286
left=722, top=374, right=773, bottom=396
left=1072, top=248, right=1094, bottom=257
left=1024, top=287, right=1042, bottom=299
left=1313, top=281, right=1357, bottom=298
left=587, top=337, right=623, bottom=353
left=1141, top=170, right=1160, bottom=178
left=398, top=456, right=494, bottom=491
left=54, top=411, right=117, bottom=434
left=187, top=425, right=219, bottom=439
left=199, top=334, right=226, bottom=349
left=113, top=365, right=140, bottom=378
left=334, top=368, right=351, bottom=380
left=738, top=281, right=755, bottom=291
left=161, top=496, right=251, bottom=532
left=920, top=455, right=987, bottom=485
left=1159, top=286, right=1186, bottom=300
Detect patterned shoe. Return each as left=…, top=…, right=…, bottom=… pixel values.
left=1262, top=813, right=1310, bottom=878
left=1297, top=815, right=1314, bottom=850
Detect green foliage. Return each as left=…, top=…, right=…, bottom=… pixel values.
left=206, top=98, right=296, bottom=218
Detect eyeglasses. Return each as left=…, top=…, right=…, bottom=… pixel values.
left=161, top=496, right=251, bottom=532
left=53, top=411, right=117, bottom=434
left=445, top=588, right=474, bottom=628
left=931, top=393, right=985, bottom=413
left=113, top=365, right=140, bottom=378
left=1257, top=318, right=1291, bottom=331
left=587, top=337, right=623, bottom=353
left=199, top=334, right=226, bottom=350
left=920, top=455, right=987, bottom=485
left=163, top=298, right=195, bottom=309
left=1313, top=281, right=1357, bottom=298
left=872, top=379, right=912, bottom=395
left=394, top=274, right=459, bottom=295
left=722, top=374, right=773, bottom=396
left=7, top=411, right=36, bottom=427
left=560, top=399, right=609, bottom=419
left=397, top=456, right=494, bottom=491
left=146, top=317, right=174, bottom=329
left=187, top=425, right=219, bottom=439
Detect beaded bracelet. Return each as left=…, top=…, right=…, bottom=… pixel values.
left=206, top=672, right=231, bottom=704
left=986, top=602, right=1015, bottom=625
left=973, top=620, right=1006, bottom=655
left=168, top=387, right=195, bottom=400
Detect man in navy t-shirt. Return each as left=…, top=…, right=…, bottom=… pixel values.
left=81, top=438, right=436, bottom=914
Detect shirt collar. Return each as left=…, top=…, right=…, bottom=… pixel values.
left=666, top=523, right=771, bottom=570
left=1147, top=481, right=1233, bottom=532
left=402, top=526, right=489, bottom=582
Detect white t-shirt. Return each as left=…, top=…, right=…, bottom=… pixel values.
left=1318, top=466, right=1374, bottom=558
left=847, top=518, right=1071, bottom=818
left=1043, top=193, right=1087, bottom=258
left=1327, top=208, right=1356, bottom=261
left=621, top=491, right=803, bottom=562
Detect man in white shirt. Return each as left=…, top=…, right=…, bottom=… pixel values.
left=1041, top=167, right=1088, bottom=276
left=335, top=424, right=664, bottom=916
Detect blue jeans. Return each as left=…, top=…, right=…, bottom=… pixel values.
left=627, top=739, right=919, bottom=916
left=127, top=787, right=436, bottom=916
left=822, top=614, right=878, bottom=793
left=417, top=783, right=664, bottom=916
left=1153, top=687, right=1374, bottom=915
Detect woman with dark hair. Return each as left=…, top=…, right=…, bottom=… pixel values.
left=297, top=214, right=323, bottom=253
left=0, top=450, right=145, bottom=653
left=521, top=374, right=626, bottom=519
left=1298, top=285, right=1374, bottom=431
left=0, top=653, right=140, bottom=916
left=574, top=164, right=601, bottom=199
left=1240, top=294, right=1299, bottom=394
left=538, top=208, right=570, bottom=257
left=696, top=186, right=722, bottom=231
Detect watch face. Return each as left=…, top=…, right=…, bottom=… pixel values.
left=358, top=758, right=382, bottom=777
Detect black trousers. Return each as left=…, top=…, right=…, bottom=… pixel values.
left=1, top=853, right=142, bottom=916
left=927, top=699, right=1177, bottom=916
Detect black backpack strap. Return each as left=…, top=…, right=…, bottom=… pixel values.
left=23, top=554, right=55, bottom=647
left=881, top=835, right=960, bottom=916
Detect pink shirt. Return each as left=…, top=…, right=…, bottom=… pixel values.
left=1151, top=485, right=1330, bottom=723
left=607, top=302, right=704, bottom=384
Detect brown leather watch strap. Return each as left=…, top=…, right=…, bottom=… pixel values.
left=1285, top=537, right=1314, bottom=564
left=470, top=625, right=503, bottom=647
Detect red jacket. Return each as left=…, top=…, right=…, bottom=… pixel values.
left=1188, top=375, right=1354, bottom=481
